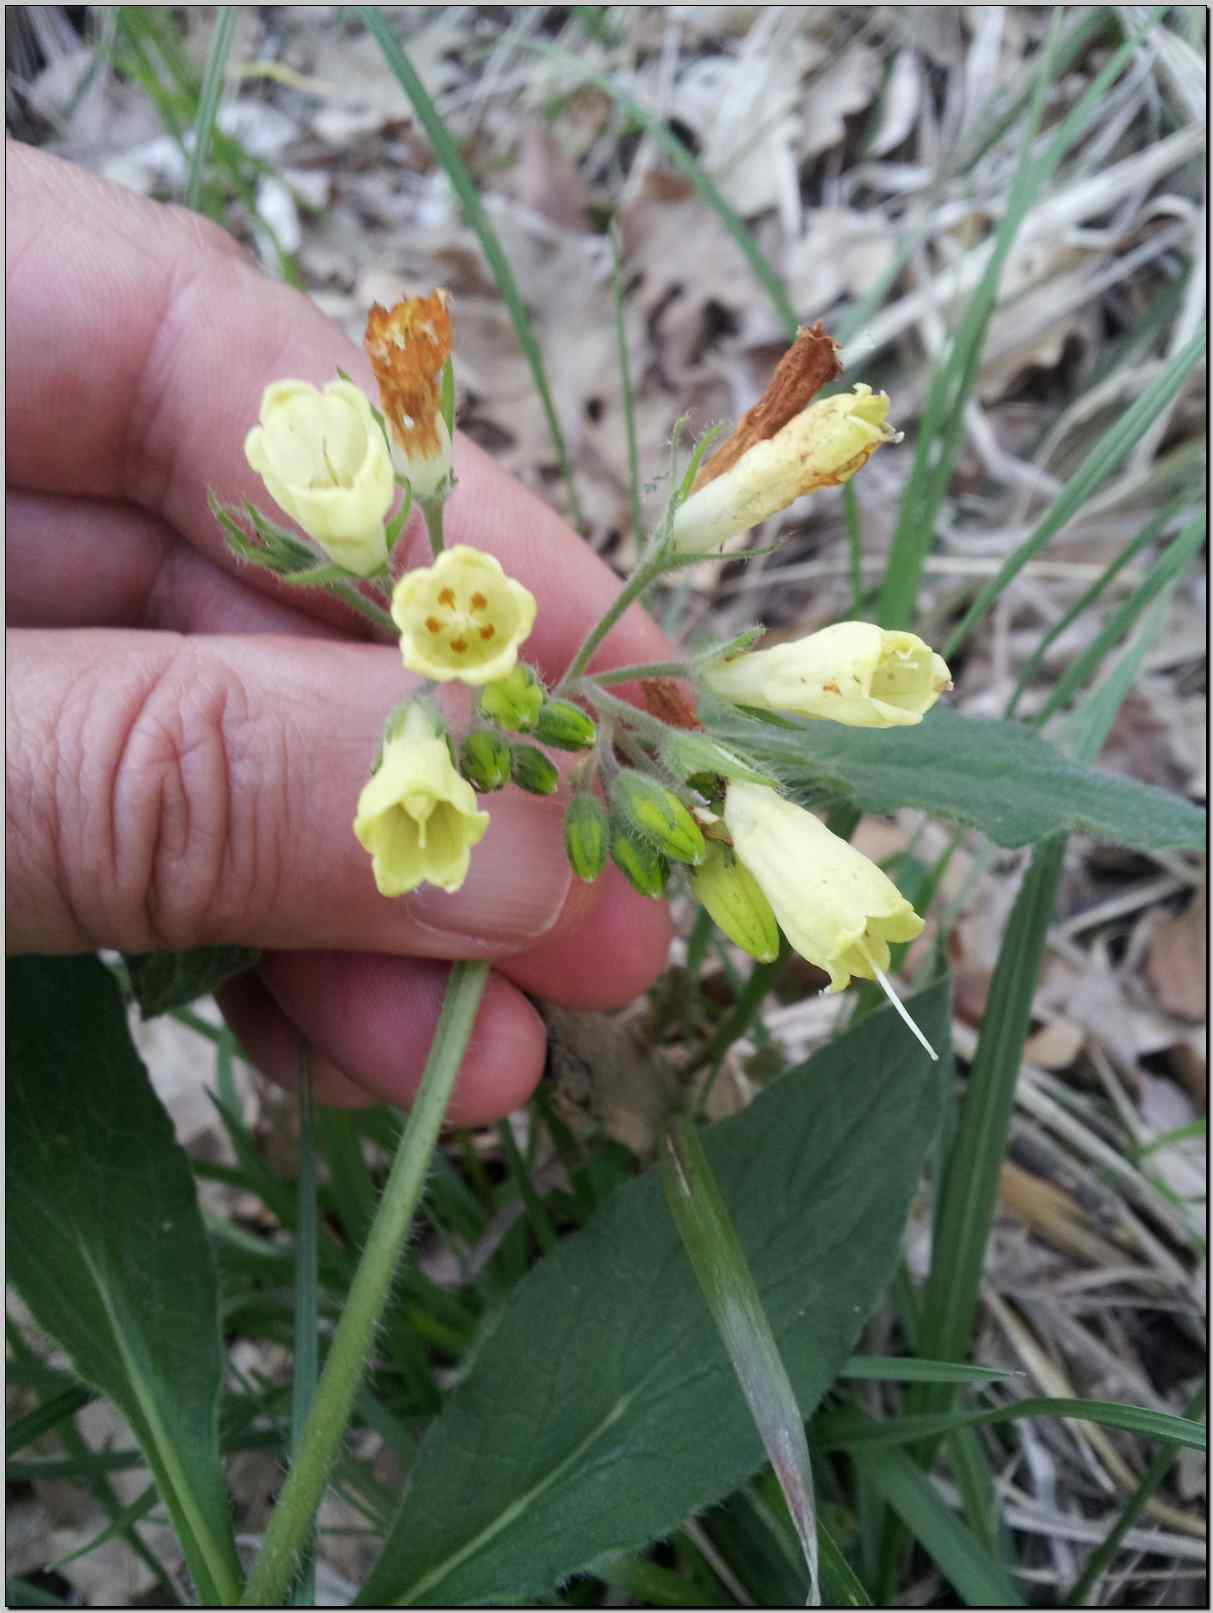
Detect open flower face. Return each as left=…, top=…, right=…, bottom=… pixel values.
left=392, top=546, right=538, bottom=685
left=724, top=781, right=923, bottom=992
left=354, top=705, right=490, bottom=897
left=672, top=384, right=897, bottom=555
left=705, top=622, right=952, bottom=728
left=364, top=292, right=454, bottom=499
left=244, top=379, right=395, bottom=575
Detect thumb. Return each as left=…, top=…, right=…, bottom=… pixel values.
left=6, top=628, right=579, bottom=957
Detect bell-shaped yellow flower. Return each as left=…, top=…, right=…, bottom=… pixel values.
left=672, top=385, right=897, bottom=554
left=723, top=780, right=922, bottom=992
left=244, top=379, right=396, bottom=576
left=705, top=622, right=952, bottom=728
left=354, top=705, right=490, bottom=897
left=392, top=545, right=537, bottom=685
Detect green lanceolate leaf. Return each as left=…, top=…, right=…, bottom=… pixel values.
left=714, top=705, right=1205, bottom=853
left=123, top=944, right=261, bottom=1017
left=6, top=955, right=241, bottom=1604
left=357, top=982, right=948, bottom=1606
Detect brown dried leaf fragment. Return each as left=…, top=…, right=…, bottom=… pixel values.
left=642, top=678, right=702, bottom=731
left=364, top=290, right=453, bottom=461
left=691, top=321, right=842, bottom=492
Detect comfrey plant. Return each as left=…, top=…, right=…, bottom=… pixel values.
left=221, top=301, right=951, bottom=1059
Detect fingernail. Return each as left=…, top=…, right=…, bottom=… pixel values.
left=407, top=792, right=572, bottom=946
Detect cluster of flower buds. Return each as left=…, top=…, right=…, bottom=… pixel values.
left=223, top=298, right=954, bottom=1051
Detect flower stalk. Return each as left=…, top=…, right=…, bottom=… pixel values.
left=240, top=960, right=490, bottom=1607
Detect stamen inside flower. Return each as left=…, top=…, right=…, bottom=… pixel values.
left=416, top=581, right=508, bottom=660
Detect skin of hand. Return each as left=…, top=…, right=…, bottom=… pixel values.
left=5, top=140, right=674, bottom=1121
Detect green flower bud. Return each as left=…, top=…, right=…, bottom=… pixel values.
left=610, top=770, right=706, bottom=866
left=459, top=730, right=512, bottom=792
left=691, top=842, right=780, bottom=962
left=511, top=744, right=560, bottom=796
left=564, top=794, right=609, bottom=883
left=479, top=664, right=544, bottom=733
left=610, top=829, right=668, bottom=900
left=534, top=699, right=597, bottom=752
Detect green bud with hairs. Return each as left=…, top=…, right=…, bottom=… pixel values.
left=510, top=744, right=560, bottom=797
left=478, top=664, right=544, bottom=733
left=610, top=770, right=706, bottom=866
left=610, top=829, right=669, bottom=900
left=563, top=794, right=609, bottom=883
left=459, top=730, right=512, bottom=793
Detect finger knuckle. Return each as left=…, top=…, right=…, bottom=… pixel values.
left=78, top=645, right=279, bottom=950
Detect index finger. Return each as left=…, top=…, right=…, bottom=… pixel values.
left=4, top=142, right=670, bottom=676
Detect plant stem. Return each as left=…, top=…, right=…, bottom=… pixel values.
left=561, top=553, right=668, bottom=686
left=330, top=582, right=396, bottom=636
left=421, top=496, right=446, bottom=558
left=585, top=659, right=692, bottom=687
left=240, top=961, right=489, bottom=1606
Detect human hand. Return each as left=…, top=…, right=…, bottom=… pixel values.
left=5, top=141, right=673, bottom=1120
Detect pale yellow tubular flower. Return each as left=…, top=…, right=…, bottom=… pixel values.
left=354, top=704, right=490, bottom=897
left=723, top=780, right=923, bottom=993
left=392, top=545, right=537, bottom=685
left=672, top=385, right=898, bottom=555
left=705, top=622, right=952, bottom=728
left=243, top=379, right=395, bottom=576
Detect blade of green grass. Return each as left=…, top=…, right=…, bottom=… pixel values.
left=818, top=1398, right=1207, bottom=1452
left=852, top=1442, right=1024, bottom=1607
left=663, top=1118, right=819, bottom=1605
left=878, top=7, right=1170, bottom=631
left=610, top=230, right=645, bottom=547
left=838, top=1357, right=1018, bottom=1386
left=1004, top=496, right=1189, bottom=717
left=843, top=481, right=864, bottom=614
left=6, top=1384, right=96, bottom=1455
left=1030, top=510, right=1205, bottom=726
left=914, top=578, right=1181, bottom=1438
left=185, top=5, right=236, bottom=212
left=944, top=327, right=1207, bottom=660
left=495, top=1119, right=558, bottom=1257
left=357, top=6, right=585, bottom=530
left=291, top=1045, right=319, bottom=1606
left=5, top=1326, right=177, bottom=1597
left=1067, top=1382, right=1207, bottom=1606
left=521, top=40, right=798, bottom=339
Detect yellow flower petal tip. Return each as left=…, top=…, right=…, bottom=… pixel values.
left=705, top=622, right=952, bottom=728
left=723, top=780, right=923, bottom=992
left=391, top=546, right=537, bottom=685
left=672, top=382, right=900, bottom=555
left=354, top=705, right=490, bottom=897
left=243, top=379, right=395, bottom=576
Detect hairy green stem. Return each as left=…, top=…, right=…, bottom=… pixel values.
left=584, top=659, right=692, bottom=688
left=241, top=961, right=489, bottom=1605
left=422, top=497, right=446, bottom=558
left=560, top=553, right=668, bottom=686
left=331, top=582, right=396, bottom=636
